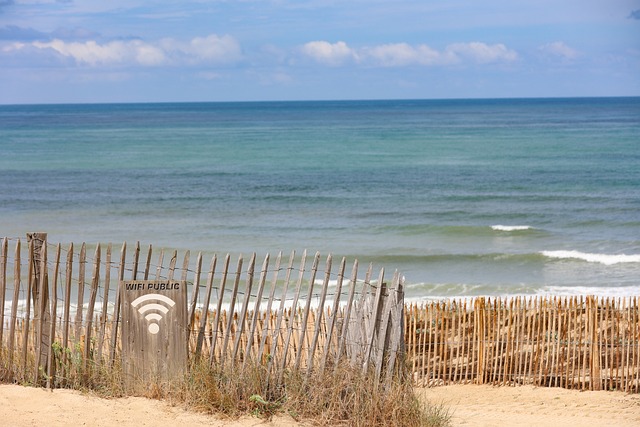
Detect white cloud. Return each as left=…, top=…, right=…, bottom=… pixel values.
left=446, top=42, right=518, bottom=64
left=161, top=34, right=242, bottom=64
left=27, top=39, right=166, bottom=66
left=362, top=43, right=449, bottom=67
left=302, top=40, right=517, bottom=67
left=7, top=34, right=241, bottom=67
left=301, top=41, right=355, bottom=66
left=539, top=41, right=579, bottom=60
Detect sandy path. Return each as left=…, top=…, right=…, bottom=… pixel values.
left=419, top=385, right=640, bottom=427
left=0, top=384, right=299, bottom=427
left=1, top=383, right=639, bottom=426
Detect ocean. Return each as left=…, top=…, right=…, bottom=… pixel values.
left=1, top=98, right=639, bottom=300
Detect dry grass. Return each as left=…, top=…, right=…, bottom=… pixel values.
left=160, top=359, right=452, bottom=427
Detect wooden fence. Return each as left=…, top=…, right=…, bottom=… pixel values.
left=406, top=297, right=640, bottom=392
left=1, top=236, right=638, bottom=393
left=0, top=236, right=405, bottom=389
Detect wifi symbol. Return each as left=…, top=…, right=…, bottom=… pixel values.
left=131, top=293, right=176, bottom=335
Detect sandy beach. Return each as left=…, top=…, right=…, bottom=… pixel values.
left=1, top=383, right=638, bottom=427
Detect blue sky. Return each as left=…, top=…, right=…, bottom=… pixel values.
left=1, top=0, right=639, bottom=103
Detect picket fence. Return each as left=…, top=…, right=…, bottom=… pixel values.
left=406, top=296, right=640, bottom=392
left=0, top=236, right=405, bottom=389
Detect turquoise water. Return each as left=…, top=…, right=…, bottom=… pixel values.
left=1, top=98, right=639, bottom=299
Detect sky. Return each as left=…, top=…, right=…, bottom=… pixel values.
left=1, top=0, right=639, bottom=104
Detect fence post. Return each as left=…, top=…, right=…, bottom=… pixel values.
left=475, top=297, right=486, bottom=384
left=588, top=296, right=602, bottom=390
left=27, top=232, right=50, bottom=378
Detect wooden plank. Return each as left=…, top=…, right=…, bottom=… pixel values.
left=590, top=296, right=602, bottom=390
left=60, top=243, right=73, bottom=383
left=154, top=248, right=164, bottom=281
left=208, top=254, right=230, bottom=366
left=533, top=297, right=542, bottom=386
left=414, top=303, right=428, bottom=386
left=83, top=244, right=101, bottom=371
left=109, top=242, right=126, bottom=367
left=97, top=243, right=112, bottom=362
left=608, top=299, right=615, bottom=390
left=267, top=250, right=300, bottom=376
left=624, top=298, right=629, bottom=392
left=514, top=297, right=523, bottom=385
left=120, top=278, right=188, bottom=389
left=27, top=233, right=49, bottom=367
left=46, top=244, right=61, bottom=389
left=349, top=263, right=373, bottom=366
left=195, top=254, right=216, bottom=358
left=243, top=254, right=270, bottom=367
left=74, top=243, right=86, bottom=343
left=362, top=267, right=385, bottom=374
left=384, top=271, right=404, bottom=386
left=432, top=302, right=441, bottom=385
left=291, top=252, right=320, bottom=373
left=8, top=240, right=21, bottom=373
left=167, top=250, right=178, bottom=281
left=335, top=259, right=358, bottom=368
left=504, top=298, right=514, bottom=385
left=522, top=297, right=531, bottom=384
left=579, top=296, right=587, bottom=391
left=462, top=299, right=469, bottom=384
left=142, top=242, right=152, bottom=280
left=232, top=253, right=256, bottom=363
left=474, top=298, right=485, bottom=384
left=34, top=242, right=48, bottom=384
left=547, top=297, right=556, bottom=387
left=633, top=297, right=639, bottom=393
left=451, top=300, right=460, bottom=384
left=22, top=239, right=34, bottom=380
left=567, top=297, right=580, bottom=389
left=428, top=301, right=436, bottom=386
left=188, top=252, right=203, bottom=334
left=305, top=254, right=332, bottom=377
left=319, top=257, right=346, bottom=374
left=0, top=237, right=7, bottom=346
left=219, top=255, right=243, bottom=368
left=257, top=251, right=283, bottom=363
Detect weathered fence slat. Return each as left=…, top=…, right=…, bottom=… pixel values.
left=109, top=242, right=126, bottom=367
left=335, top=259, right=358, bottom=370
left=7, top=239, right=21, bottom=372
left=232, top=253, right=256, bottom=364
left=208, top=254, right=229, bottom=365
left=34, top=242, right=47, bottom=384
left=319, top=256, right=345, bottom=375
left=46, top=243, right=61, bottom=388
left=291, top=252, right=319, bottom=374
left=83, top=244, right=101, bottom=372
left=244, top=254, right=270, bottom=368
left=267, top=251, right=294, bottom=372
left=195, top=255, right=216, bottom=358
left=219, top=255, right=243, bottom=368
left=97, top=244, right=112, bottom=363
left=188, top=252, right=203, bottom=336
left=0, top=238, right=7, bottom=346
left=257, top=251, right=283, bottom=364
left=305, top=254, right=332, bottom=377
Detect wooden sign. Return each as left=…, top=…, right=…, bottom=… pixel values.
left=120, top=280, right=187, bottom=388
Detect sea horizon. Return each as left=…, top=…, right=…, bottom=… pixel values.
left=2, top=95, right=639, bottom=107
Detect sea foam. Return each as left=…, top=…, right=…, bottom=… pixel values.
left=541, top=250, right=640, bottom=266
left=491, top=225, right=532, bottom=231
